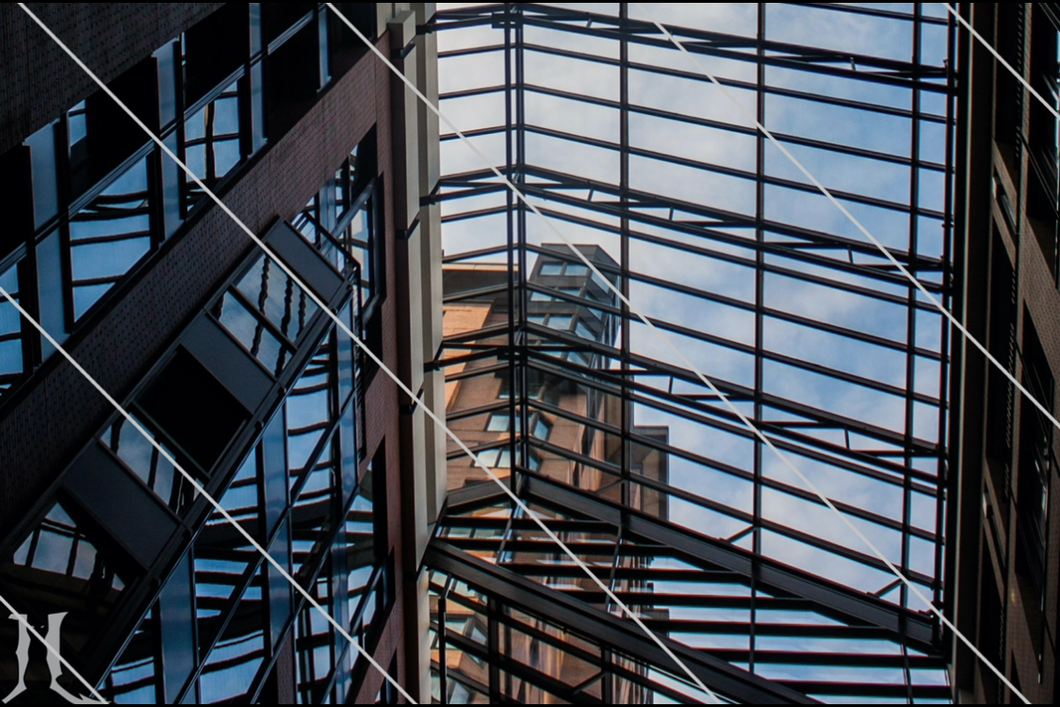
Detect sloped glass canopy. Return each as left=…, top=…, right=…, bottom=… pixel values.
left=430, top=3, right=955, bottom=703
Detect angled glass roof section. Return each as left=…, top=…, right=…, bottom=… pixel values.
left=432, top=3, right=954, bottom=703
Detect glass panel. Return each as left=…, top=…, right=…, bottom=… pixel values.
left=296, top=570, right=334, bottom=704
left=345, top=472, right=375, bottom=624
left=547, top=314, right=572, bottom=331
left=198, top=567, right=267, bottom=703
left=184, top=81, right=243, bottom=213
left=215, top=291, right=288, bottom=375
left=100, top=416, right=198, bottom=514
left=486, top=413, right=509, bottom=432
left=100, top=606, right=161, bottom=704
left=343, top=201, right=373, bottom=306
left=234, top=255, right=319, bottom=344
left=0, top=264, right=23, bottom=397
left=286, top=340, right=334, bottom=482
left=68, top=156, right=152, bottom=320
left=291, top=443, right=337, bottom=582
left=194, top=499, right=256, bottom=660
left=0, top=500, right=129, bottom=653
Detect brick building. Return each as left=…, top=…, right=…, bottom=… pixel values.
left=951, top=3, right=1060, bottom=703
left=0, top=3, right=445, bottom=703
left=435, top=245, right=667, bottom=703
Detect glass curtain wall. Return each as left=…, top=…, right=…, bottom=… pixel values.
left=431, top=3, right=956, bottom=703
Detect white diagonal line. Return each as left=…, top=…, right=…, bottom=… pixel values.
left=0, top=590, right=108, bottom=703
left=12, top=6, right=414, bottom=703
left=17, top=3, right=719, bottom=703
left=631, top=3, right=1029, bottom=703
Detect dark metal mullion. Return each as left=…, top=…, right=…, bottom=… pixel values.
left=502, top=2, right=522, bottom=550
left=524, top=348, right=943, bottom=475
left=512, top=81, right=949, bottom=171
left=900, top=18, right=923, bottom=687
left=439, top=168, right=950, bottom=281
left=798, top=1, right=948, bottom=24
left=522, top=122, right=946, bottom=219
left=514, top=15, right=946, bottom=85
left=54, top=112, right=78, bottom=333
left=438, top=581, right=449, bottom=704
left=513, top=2, right=530, bottom=533
left=522, top=283, right=954, bottom=395
left=751, top=5, right=766, bottom=675
left=619, top=2, right=632, bottom=521
left=516, top=441, right=938, bottom=542
left=516, top=171, right=948, bottom=279
left=204, top=100, right=217, bottom=182
left=531, top=396, right=940, bottom=499
left=487, top=594, right=501, bottom=702
left=526, top=218, right=946, bottom=312
left=520, top=33, right=949, bottom=95
left=183, top=131, right=242, bottom=148
left=68, top=275, right=127, bottom=289
left=934, top=0, right=959, bottom=630
left=67, top=230, right=153, bottom=247
left=530, top=352, right=942, bottom=481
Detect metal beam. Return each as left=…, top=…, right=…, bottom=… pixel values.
left=426, top=540, right=820, bottom=704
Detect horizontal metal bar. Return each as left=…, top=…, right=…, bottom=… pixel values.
left=426, top=540, right=819, bottom=704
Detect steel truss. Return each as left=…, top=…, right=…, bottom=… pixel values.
left=428, top=3, right=956, bottom=703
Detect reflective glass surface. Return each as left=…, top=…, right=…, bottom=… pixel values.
left=100, top=416, right=199, bottom=514
left=68, top=156, right=152, bottom=320
left=0, top=501, right=129, bottom=655
left=0, top=265, right=22, bottom=395
left=185, top=79, right=243, bottom=212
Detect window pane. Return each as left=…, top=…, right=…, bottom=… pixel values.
left=100, top=416, right=198, bottom=515
left=68, top=156, right=152, bottom=320
left=0, top=264, right=23, bottom=397
left=199, top=568, right=266, bottom=703
left=486, top=413, right=509, bottom=432
left=184, top=80, right=242, bottom=212
left=0, top=501, right=129, bottom=654
left=548, top=314, right=572, bottom=330
left=345, top=473, right=375, bottom=624
left=215, top=291, right=287, bottom=375
left=234, top=255, right=319, bottom=344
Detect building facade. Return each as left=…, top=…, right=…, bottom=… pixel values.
left=952, top=3, right=1060, bottom=703
left=0, top=3, right=445, bottom=703
left=5, top=2, right=1058, bottom=705
left=434, top=245, right=667, bottom=703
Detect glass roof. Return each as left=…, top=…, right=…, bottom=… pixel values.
left=431, top=3, right=955, bottom=702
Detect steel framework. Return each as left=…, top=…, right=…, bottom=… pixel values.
left=428, top=3, right=956, bottom=703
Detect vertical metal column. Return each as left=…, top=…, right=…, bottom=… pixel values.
left=750, top=0, right=767, bottom=676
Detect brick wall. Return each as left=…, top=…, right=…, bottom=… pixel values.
left=0, top=3, right=225, bottom=154
left=0, top=5, right=416, bottom=696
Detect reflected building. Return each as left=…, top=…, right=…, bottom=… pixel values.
left=434, top=245, right=666, bottom=702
